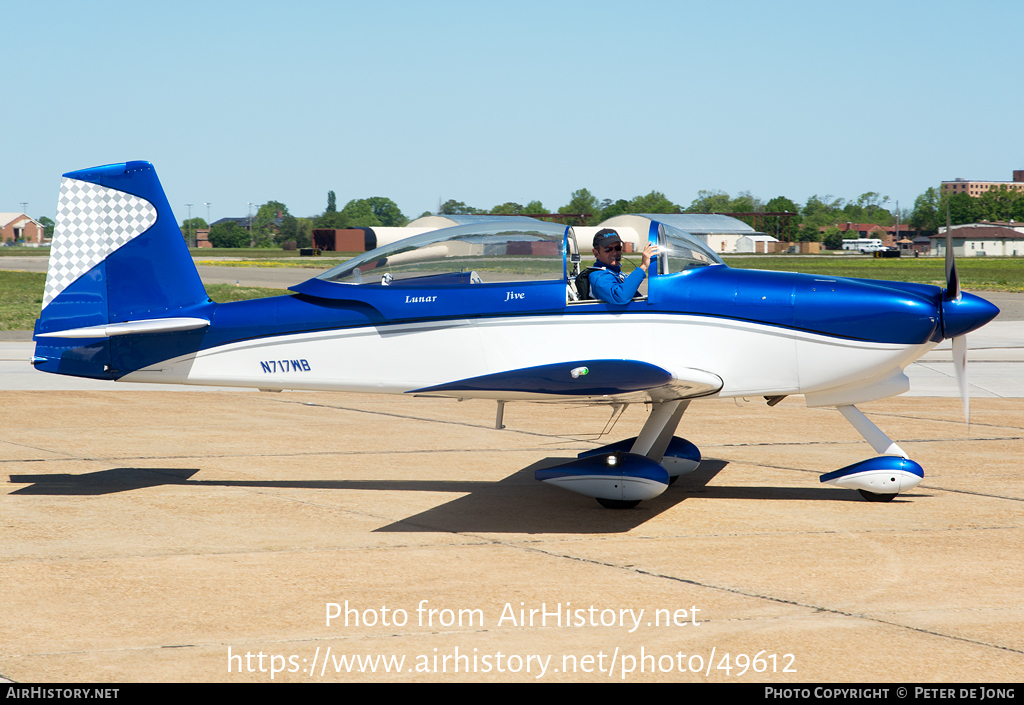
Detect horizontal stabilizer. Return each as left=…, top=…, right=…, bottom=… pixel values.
left=36, top=317, right=210, bottom=339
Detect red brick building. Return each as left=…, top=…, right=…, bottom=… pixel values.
left=0, top=213, right=45, bottom=245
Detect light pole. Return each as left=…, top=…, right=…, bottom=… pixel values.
left=186, top=204, right=194, bottom=248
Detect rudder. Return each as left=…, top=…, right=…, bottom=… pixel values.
left=33, top=161, right=212, bottom=378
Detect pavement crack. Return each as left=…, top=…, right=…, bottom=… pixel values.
left=492, top=543, right=1024, bottom=657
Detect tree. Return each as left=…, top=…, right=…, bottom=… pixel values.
left=794, top=224, right=823, bottom=243
left=277, top=214, right=313, bottom=248
left=977, top=185, right=1022, bottom=222
left=440, top=199, right=481, bottom=215
left=256, top=201, right=288, bottom=221
left=597, top=199, right=631, bottom=222
left=208, top=221, right=251, bottom=248
left=364, top=197, right=407, bottom=226
left=251, top=201, right=288, bottom=248
left=339, top=199, right=383, bottom=227
left=1013, top=192, right=1024, bottom=222
left=686, top=190, right=732, bottom=213
left=910, top=187, right=940, bottom=233
left=945, top=192, right=983, bottom=226
left=316, top=210, right=347, bottom=228
left=629, top=191, right=680, bottom=214
left=313, top=191, right=345, bottom=228
left=822, top=226, right=844, bottom=250
left=839, top=192, right=892, bottom=226
left=801, top=194, right=845, bottom=230
left=489, top=202, right=525, bottom=215
left=179, top=217, right=209, bottom=244
left=729, top=190, right=764, bottom=213
left=763, top=196, right=801, bottom=240
left=293, top=217, right=314, bottom=248
left=559, top=188, right=600, bottom=225
left=38, top=216, right=55, bottom=239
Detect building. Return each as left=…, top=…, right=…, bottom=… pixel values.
left=210, top=216, right=252, bottom=231
left=210, top=211, right=286, bottom=232
left=313, top=227, right=438, bottom=252
left=941, top=171, right=1024, bottom=198
left=597, top=213, right=758, bottom=254
left=573, top=226, right=640, bottom=252
left=939, top=221, right=1024, bottom=234
left=0, top=213, right=46, bottom=245
left=930, top=226, right=1024, bottom=257
left=911, top=236, right=931, bottom=255
left=735, top=234, right=782, bottom=253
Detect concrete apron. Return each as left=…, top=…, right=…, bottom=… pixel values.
left=1, top=391, right=1022, bottom=682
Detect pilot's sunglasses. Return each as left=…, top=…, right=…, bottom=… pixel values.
left=603, top=245, right=622, bottom=252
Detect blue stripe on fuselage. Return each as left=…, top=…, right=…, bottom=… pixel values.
left=97, top=267, right=941, bottom=377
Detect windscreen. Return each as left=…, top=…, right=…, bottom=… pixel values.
left=657, top=223, right=724, bottom=274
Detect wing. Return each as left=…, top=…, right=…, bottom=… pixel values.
left=407, top=359, right=722, bottom=403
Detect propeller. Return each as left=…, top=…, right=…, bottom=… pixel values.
left=925, top=208, right=998, bottom=426
left=943, top=203, right=969, bottom=427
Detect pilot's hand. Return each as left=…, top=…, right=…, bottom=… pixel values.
left=640, top=242, right=658, bottom=272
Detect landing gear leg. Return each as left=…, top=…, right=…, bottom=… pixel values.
left=630, top=400, right=690, bottom=461
left=836, top=404, right=907, bottom=458
left=592, top=400, right=691, bottom=509
left=537, top=399, right=699, bottom=509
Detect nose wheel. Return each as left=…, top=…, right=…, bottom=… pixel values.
left=858, top=489, right=898, bottom=502
left=596, top=498, right=641, bottom=509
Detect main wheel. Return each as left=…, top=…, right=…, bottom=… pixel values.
left=596, top=498, right=641, bottom=509
left=859, top=489, right=898, bottom=502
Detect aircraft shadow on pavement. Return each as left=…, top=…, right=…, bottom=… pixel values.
left=8, top=467, right=202, bottom=495
left=9, top=457, right=878, bottom=533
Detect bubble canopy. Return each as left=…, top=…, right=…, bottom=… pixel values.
left=316, top=221, right=569, bottom=286
left=313, top=219, right=723, bottom=289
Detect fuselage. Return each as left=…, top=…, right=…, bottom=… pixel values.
left=29, top=161, right=1001, bottom=458
left=109, top=264, right=962, bottom=406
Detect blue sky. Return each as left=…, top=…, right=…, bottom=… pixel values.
left=3, top=0, right=1022, bottom=225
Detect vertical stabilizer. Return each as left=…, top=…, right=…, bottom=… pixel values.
left=33, top=161, right=212, bottom=378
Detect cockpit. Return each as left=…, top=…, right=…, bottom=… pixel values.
left=314, top=219, right=723, bottom=304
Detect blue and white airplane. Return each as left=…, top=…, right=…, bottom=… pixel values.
left=32, top=162, right=999, bottom=508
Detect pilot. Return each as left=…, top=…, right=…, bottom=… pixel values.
left=588, top=229, right=657, bottom=304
